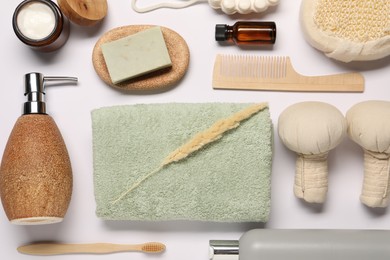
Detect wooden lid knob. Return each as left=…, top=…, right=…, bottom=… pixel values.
left=57, top=0, right=108, bottom=26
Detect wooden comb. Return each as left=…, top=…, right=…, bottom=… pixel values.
left=212, top=54, right=364, bottom=92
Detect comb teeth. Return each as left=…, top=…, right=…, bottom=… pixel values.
left=141, top=242, right=166, bottom=253
left=218, top=54, right=288, bottom=79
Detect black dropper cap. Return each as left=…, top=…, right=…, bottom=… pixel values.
left=215, top=24, right=228, bottom=41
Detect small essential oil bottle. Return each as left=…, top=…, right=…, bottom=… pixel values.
left=12, top=0, right=70, bottom=52
left=215, top=21, right=276, bottom=46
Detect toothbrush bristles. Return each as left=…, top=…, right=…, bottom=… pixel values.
left=141, top=242, right=166, bottom=253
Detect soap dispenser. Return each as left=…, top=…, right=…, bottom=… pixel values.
left=0, top=72, right=77, bottom=225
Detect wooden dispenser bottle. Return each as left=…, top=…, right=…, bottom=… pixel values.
left=0, top=73, right=77, bottom=225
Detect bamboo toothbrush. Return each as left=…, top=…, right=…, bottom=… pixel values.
left=17, top=242, right=166, bottom=255
left=212, top=54, right=364, bottom=92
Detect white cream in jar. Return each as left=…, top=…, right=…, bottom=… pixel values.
left=13, top=0, right=70, bottom=52
left=16, top=2, right=56, bottom=40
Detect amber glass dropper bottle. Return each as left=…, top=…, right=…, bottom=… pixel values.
left=215, top=21, right=276, bottom=46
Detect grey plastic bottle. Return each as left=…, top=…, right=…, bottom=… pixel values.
left=209, top=229, right=390, bottom=260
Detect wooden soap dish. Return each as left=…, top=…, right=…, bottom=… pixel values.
left=92, top=25, right=190, bottom=91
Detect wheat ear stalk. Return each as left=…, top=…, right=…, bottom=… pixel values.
left=111, top=103, right=268, bottom=204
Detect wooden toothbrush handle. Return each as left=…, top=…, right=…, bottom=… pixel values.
left=17, top=243, right=141, bottom=255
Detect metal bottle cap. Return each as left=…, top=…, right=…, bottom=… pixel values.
left=209, top=240, right=239, bottom=260
left=23, top=72, right=77, bottom=114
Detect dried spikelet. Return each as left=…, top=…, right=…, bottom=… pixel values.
left=111, top=103, right=268, bottom=204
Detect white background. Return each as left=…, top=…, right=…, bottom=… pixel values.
left=0, top=0, right=389, bottom=259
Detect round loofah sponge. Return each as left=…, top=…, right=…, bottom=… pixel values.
left=300, top=0, right=390, bottom=62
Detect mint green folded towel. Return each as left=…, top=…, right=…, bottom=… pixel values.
left=91, top=103, right=273, bottom=222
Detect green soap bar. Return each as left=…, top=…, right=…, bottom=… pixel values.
left=101, top=26, right=172, bottom=84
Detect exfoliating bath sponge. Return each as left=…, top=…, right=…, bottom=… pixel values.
left=300, top=0, right=390, bottom=62
left=92, top=103, right=273, bottom=222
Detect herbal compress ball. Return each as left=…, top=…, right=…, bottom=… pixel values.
left=278, top=102, right=346, bottom=203
left=346, top=100, right=390, bottom=208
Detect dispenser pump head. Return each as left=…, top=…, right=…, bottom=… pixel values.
left=209, top=240, right=239, bottom=260
left=23, top=72, right=78, bottom=115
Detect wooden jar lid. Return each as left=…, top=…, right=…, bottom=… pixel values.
left=57, top=0, right=108, bottom=26
left=92, top=25, right=190, bottom=91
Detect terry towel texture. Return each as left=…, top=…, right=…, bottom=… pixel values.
left=91, top=103, right=273, bottom=222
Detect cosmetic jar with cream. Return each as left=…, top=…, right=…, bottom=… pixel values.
left=12, top=0, right=70, bottom=52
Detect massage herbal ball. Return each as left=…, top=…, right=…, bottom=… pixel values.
left=278, top=102, right=347, bottom=204
left=346, top=101, right=390, bottom=208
